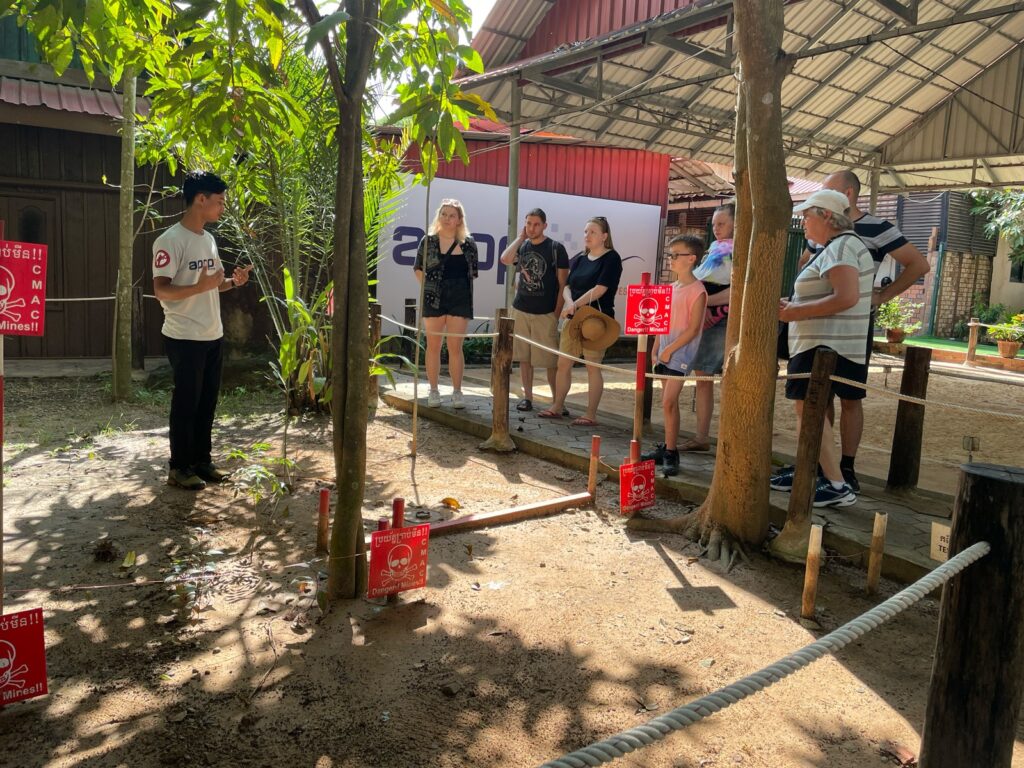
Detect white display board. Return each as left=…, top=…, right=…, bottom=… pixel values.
left=376, top=176, right=664, bottom=331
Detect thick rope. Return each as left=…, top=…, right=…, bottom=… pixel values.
left=540, top=541, right=990, bottom=768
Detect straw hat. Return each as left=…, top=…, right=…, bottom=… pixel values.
left=564, top=305, right=621, bottom=355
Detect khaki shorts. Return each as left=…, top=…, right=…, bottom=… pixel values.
left=559, top=325, right=606, bottom=363
left=511, top=308, right=559, bottom=367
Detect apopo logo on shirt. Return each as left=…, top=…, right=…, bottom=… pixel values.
left=154, top=250, right=170, bottom=268
left=189, top=257, right=217, bottom=271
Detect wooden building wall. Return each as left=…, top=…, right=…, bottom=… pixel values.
left=0, top=123, right=267, bottom=359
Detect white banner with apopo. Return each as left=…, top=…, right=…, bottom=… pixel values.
left=376, top=177, right=663, bottom=332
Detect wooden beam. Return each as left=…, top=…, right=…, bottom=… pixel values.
left=870, top=0, right=919, bottom=24
left=429, top=492, right=592, bottom=537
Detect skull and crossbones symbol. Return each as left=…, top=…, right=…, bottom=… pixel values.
left=0, top=266, right=26, bottom=322
left=632, top=297, right=662, bottom=328
left=381, top=543, right=415, bottom=588
left=629, top=473, right=650, bottom=504
left=0, top=640, right=29, bottom=691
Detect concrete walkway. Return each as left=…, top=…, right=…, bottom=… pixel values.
left=381, top=372, right=956, bottom=583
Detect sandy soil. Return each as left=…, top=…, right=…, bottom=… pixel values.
left=0, top=376, right=1021, bottom=767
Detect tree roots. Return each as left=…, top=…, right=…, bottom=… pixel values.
left=627, top=511, right=752, bottom=572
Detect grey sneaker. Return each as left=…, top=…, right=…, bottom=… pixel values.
left=452, top=390, right=465, bottom=409
left=662, top=449, right=680, bottom=477
left=427, top=389, right=441, bottom=407
left=168, top=468, right=206, bottom=491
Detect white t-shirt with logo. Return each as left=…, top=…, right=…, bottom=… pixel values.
left=152, top=222, right=224, bottom=341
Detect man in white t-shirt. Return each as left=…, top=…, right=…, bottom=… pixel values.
left=152, top=171, right=252, bottom=490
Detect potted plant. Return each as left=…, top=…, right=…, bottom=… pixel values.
left=875, top=296, right=923, bottom=344
left=988, top=313, right=1024, bottom=358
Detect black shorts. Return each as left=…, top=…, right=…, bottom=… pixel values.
left=654, top=363, right=688, bottom=378
left=785, top=346, right=868, bottom=401
left=422, top=279, right=473, bottom=319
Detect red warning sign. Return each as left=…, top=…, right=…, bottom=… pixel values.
left=0, top=608, right=49, bottom=705
left=367, top=523, right=430, bottom=599
left=624, top=284, right=672, bottom=335
left=620, top=459, right=656, bottom=516
left=0, top=240, right=48, bottom=337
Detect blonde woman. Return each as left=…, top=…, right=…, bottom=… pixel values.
left=414, top=199, right=478, bottom=408
left=539, top=216, right=622, bottom=426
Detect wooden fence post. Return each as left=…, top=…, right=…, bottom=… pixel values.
left=887, top=346, right=932, bottom=490
left=964, top=316, right=979, bottom=365
left=919, top=464, right=1024, bottom=768
left=769, top=348, right=836, bottom=560
left=404, top=298, right=418, bottom=358
left=801, top=524, right=823, bottom=619
left=368, top=303, right=381, bottom=418
left=131, top=284, right=145, bottom=370
left=865, top=512, right=887, bottom=595
left=480, top=314, right=515, bottom=452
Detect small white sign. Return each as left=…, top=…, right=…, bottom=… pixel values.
left=930, top=522, right=952, bottom=562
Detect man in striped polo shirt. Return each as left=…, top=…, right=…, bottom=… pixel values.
left=800, top=170, right=930, bottom=492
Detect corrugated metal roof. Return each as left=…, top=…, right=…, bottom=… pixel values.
left=0, top=76, right=124, bottom=119
left=460, top=0, right=1024, bottom=192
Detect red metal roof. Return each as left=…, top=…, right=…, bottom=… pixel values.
left=405, top=139, right=671, bottom=212
left=0, top=76, right=124, bottom=119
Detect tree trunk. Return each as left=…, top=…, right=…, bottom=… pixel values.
left=324, top=0, right=380, bottom=601
left=112, top=67, right=136, bottom=402
left=698, top=0, right=792, bottom=544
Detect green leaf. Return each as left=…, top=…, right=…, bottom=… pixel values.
left=304, top=10, right=350, bottom=54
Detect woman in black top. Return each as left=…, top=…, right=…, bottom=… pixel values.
left=539, top=216, right=622, bottom=426
left=414, top=198, right=478, bottom=409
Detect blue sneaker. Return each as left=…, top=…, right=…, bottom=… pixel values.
left=769, top=466, right=795, bottom=491
left=813, top=480, right=857, bottom=508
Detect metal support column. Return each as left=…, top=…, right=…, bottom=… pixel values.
left=505, top=84, right=521, bottom=309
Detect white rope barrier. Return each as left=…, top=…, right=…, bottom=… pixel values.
left=47, top=296, right=116, bottom=303
left=829, top=374, right=1024, bottom=422
left=381, top=316, right=498, bottom=339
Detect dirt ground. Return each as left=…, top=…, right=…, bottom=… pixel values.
left=1, top=375, right=1022, bottom=768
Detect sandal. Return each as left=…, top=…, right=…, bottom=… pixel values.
left=571, top=416, right=598, bottom=427
left=516, top=398, right=533, bottom=412
left=678, top=437, right=711, bottom=452
left=537, top=409, right=563, bottom=419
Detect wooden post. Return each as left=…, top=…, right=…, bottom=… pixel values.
left=404, top=298, right=418, bottom=358
left=919, top=465, right=1024, bottom=768
left=776, top=349, right=836, bottom=542
left=480, top=314, right=515, bottom=452
left=630, top=439, right=640, bottom=464
left=368, top=303, right=382, bottom=417
left=387, top=498, right=405, bottom=605
left=865, top=512, right=887, bottom=595
left=587, top=435, right=601, bottom=499
left=633, top=273, right=651, bottom=442
left=316, top=489, right=330, bottom=555
left=965, top=316, right=979, bottom=365
left=801, top=524, right=823, bottom=619
left=131, top=285, right=145, bottom=370
left=642, top=335, right=655, bottom=423
left=887, top=346, right=932, bottom=490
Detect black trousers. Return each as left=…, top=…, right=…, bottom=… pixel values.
left=163, top=335, right=223, bottom=470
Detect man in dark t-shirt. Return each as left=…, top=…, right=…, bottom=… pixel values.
left=499, top=208, right=569, bottom=411
left=798, top=170, right=930, bottom=492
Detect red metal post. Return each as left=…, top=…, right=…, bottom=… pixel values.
left=633, top=272, right=651, bottom=442
left=316, top=488, right=330, bottom=555
left=388, top=498, right=406, bottom=604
